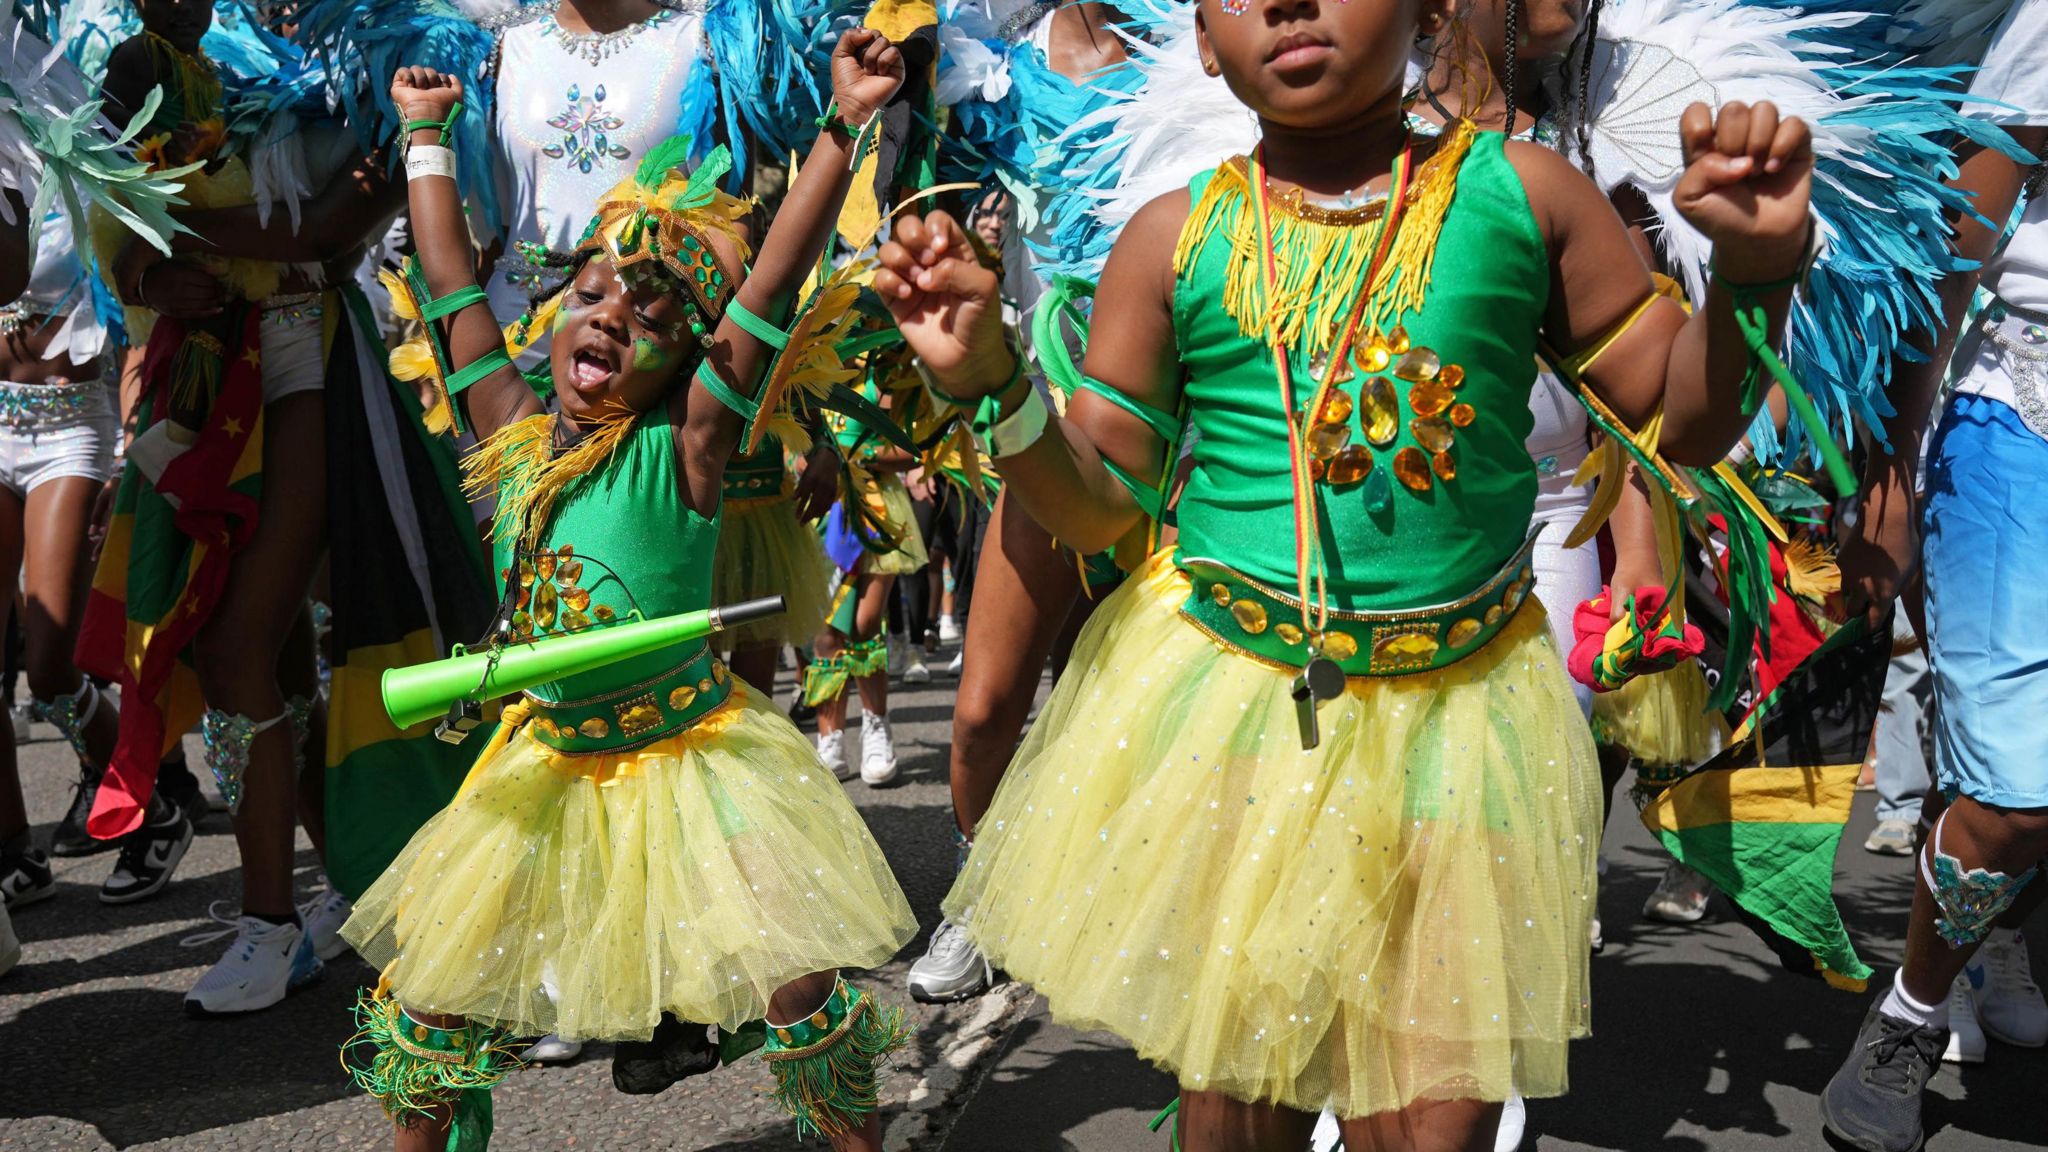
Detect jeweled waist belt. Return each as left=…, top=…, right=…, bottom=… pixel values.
left=1178, top=528, right=1541, bottom=679
left=522, top=643, right=733, bottom=755
left=1977, top=298, right=2048, bottom=440
left=0, top=379, right=106, bottom=431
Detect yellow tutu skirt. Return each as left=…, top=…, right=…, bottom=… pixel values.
left=944, top=554, right=1599, bottom=1116
left=862, top=476, right=929, bottom=577
left=342, top=685, right=916, bottom=1041
left=714, top=496, right=833, bottom=647
left=1590, top=662, right=1727, bottom=771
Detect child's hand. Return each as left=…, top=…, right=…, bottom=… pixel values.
left=1673, top=101, right=1814, bottom=282
left=389, top=67, right=465, bottom=133
left=829, top=28, right=906, bottom=129
left=875, top=211, right=1014, bottom=402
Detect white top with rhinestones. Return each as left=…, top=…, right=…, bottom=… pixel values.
left=487, top=0, right=708, bottom=362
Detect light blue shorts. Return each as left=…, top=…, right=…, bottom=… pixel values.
left=1924, top=392, right=2048, bottom=810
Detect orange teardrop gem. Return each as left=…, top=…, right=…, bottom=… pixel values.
left=1325, top=445, right=1373, bottom=486
left=561, top=586, right=591, bottom=611
left=557, top=559, right=584, bottom=585
left=537, top=552, right=557, bottom=581
left=593, top=605, right=617, bottom=622
left=1393, top=446, right=1433, bottom=491
left=1307, top=420, right=1351, bottom=461
left=1439, top=363, right=1466, bottom=388
left=1388, top=326, right=1412, bottom=355
left=1449, top=402, right=1476, bottom=427
left=1393, top=347, right=1442, bottom=382
left=561, top=606, right=592, bottom=632
left=1355, top=338, right=1391, bottom=374
left=1316, top=390, right=1354, bottom=426
left=536, top=581, right=559, bottom=629
left=518, top=559, right=536, bottom=588
left=1409, top=381, right=1453, bottom=418
left=1432, top=449, right=1458, bottom=482
left=1411, top=416, right=1455, bottom=454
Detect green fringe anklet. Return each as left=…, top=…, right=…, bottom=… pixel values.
left=343, top=991, right=520, bottom=1152
left=762, top=978, right=913, bottom=1140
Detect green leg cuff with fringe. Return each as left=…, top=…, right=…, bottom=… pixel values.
left=343, top=991, right=520, bottom=1152
left=802, top=653, right=851, bottom=707
left=762, top=978, right=912, bottom=1140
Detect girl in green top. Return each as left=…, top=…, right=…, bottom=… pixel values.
left=338, top=31, right=917, bottom=1152
left=876, top=0, right=1814, bottom=1145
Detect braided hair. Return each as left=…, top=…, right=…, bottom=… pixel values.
left=1568, top=0, right=1606, bottom=181
left=1502, top=0, right=1522, bottom=139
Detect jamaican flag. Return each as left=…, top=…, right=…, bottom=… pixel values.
left=80, top=306, right=265, bottom=839
left=323, top=287, right=499, bottom=900
left=1639, top=544, right=1890, bottom=992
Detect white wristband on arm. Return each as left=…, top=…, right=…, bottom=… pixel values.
left=405, top=145, right=458, bottom=183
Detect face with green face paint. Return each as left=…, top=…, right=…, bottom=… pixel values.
left=549, top=256, right=700, bottom=425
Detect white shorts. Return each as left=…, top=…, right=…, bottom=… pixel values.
left=0, top=380, right=118, bottom=496
left=260, top=293, right=327, bottom=403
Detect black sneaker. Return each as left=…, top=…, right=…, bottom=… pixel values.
left=99, top=806, right=194, bottom=905
left=49, top=772, right=113, bottom=857
left=612, top=1013, right=721, bottom=1095
left=1821, top=1004, right=1947, bottom=1152
left=0, top=845, right=54, bottom=908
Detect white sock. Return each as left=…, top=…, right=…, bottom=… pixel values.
left=1879, top=970, right=1950, bottom=1030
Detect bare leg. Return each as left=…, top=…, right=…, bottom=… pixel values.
left=949, top=491, right=1081, bottom=837
left=20, top=475, right=120, bottom=764
left=279, top=605, right=326, bottom=861
left=0, top=486, right=27, bottom=844
left=191, top=392, right=326, bottom=917
left=1338, top=1098, right=1506, bottom=1152
left=1175, top=1091, right=1316, bottom=1152
left=390, top=1008, right=464, bottom=1152
left=728, top=642, right=780, bottom=699
left=852, top=574, right=894, bottom=721
left=768, top=971, right=884, bottom=1152
left=1898, top=797, right=2048, bottom=1005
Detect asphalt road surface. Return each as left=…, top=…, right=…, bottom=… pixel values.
left=4, top=650, right=2044, bottom=1151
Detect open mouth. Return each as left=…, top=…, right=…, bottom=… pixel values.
left=569, top=348, right=617, bottom=392
left=1267, top=29, right=1333, bottom=72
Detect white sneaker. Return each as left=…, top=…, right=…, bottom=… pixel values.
left=0, top=901, right=18, bottom=979
left=1944, top=972, right=1987, bottom=1063
left=946, top=650, right=964, bottom=677
left=180, top=904, right=323, bottom=1015
left=524, top=1033, right=585, bottom=1063
left=1310, top=1109, right=1341, bottom=1152
left=904, top=659, right=931, bottom=684
left=1642, top=860, right=1712, bottom=923
left=887, top=633, right=908, bottom=675
left=818, top=730, right=853, bottom=782
left=938, top=615, right=960, bottom=644
left=1971, top=928, right=2048, bottom=1047
left=10, top=704, right=29, bottom=744
left=1589, top=917, right=1605, bottom=954
left=298, top=878, right=354, bottom=962
left=1495, top=1093, right=1527, bottom=1151
left=860, top=715, right=899, bottom=786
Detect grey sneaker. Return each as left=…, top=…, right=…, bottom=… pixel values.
left=1864, top=818, right=1918, bottom=857
left=1821, top=1005, right=1946, bottom=1152
left=908, top=918, right=992, bottom=1003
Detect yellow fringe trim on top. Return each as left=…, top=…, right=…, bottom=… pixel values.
left=462, top=408, right=639, bottom=552
left=1172, top=119, right=1477, bottom=359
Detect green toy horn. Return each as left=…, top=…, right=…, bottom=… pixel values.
left=382, top=597, right=786, bottom=731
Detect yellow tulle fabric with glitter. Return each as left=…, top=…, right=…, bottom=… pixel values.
left=714, top=497, right=833, bottom=647
left=944, top=554, right=1600, bottom=1116
left=861, top=475, right=929, bottom=577
left=1590, top=662, right=1727, bottom=770
left=342, top=685, right=916, bottom=1042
